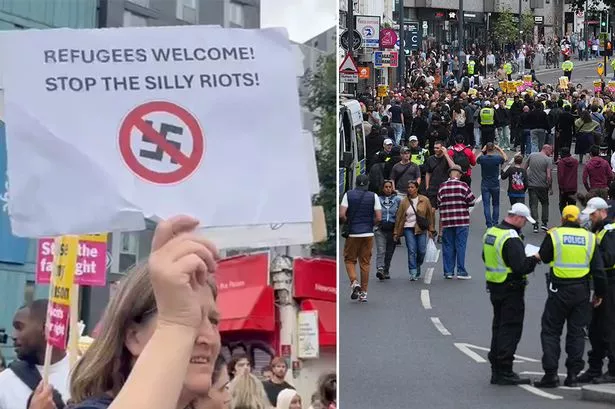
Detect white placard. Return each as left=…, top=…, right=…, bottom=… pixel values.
left=355, top=15, right=380, bottom=48
left=1, top=26, right=312, bottom=238
left=524, top=244, right=540, bottom=257
left=297, top=310, right=319, bottom=359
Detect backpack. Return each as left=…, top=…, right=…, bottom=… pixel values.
left=455, top=110, right=466, bottom=127
left=9, top=360, right=66, bottom=409
left=452, top=148, right=470, bottom=173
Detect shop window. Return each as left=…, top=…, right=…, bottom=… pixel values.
left=119, top=232, right=139, bottom=273
left=24, top=280, right=35, bottom=304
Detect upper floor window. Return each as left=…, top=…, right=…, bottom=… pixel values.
left=229, top=2, right=245, bottom=27
left=123, top=10, right=148, bottom=27
left=177, top=0, right=198, bottom=23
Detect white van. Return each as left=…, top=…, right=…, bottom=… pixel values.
left=339, top=98, right=366, bottom=198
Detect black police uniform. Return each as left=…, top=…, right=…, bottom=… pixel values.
left=483, top=221, right=540, bottom=385
left=580, top=219, right=615, bottom=383
left=534, top=221, right=606, bottom=388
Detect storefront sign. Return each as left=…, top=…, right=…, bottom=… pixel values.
left=405, top=21, right=421, bottom=51
left=379, top=28, right=397, bottom=48
left=297, top=310, right=319, bottom=359
left=293, top=258, right=336, bottom=301
left=216, top=252, right=269, bottom=292
left=358, top=66, right=370, bottom=79
left=447, top=11, right=457, bottom=20
left=355, top=15, right=380, bottom=48
left=534, top=16, right=544, bottom=25
left=373, top=50, right=399, bottom=68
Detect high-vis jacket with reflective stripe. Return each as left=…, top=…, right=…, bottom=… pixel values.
left=483, top=227, right=517, bottom=283
left=480, top=108, right=495, bottom=125
left=548, top=227, right=595, bottom=279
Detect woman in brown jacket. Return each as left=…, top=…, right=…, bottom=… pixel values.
left=393, top=180, right=435, bottom=280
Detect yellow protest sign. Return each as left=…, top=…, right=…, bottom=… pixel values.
left=78, top=233, right=108, bottom=243
left=594, top=80, right=603, bottom=93
left=51, top=236, right=79, bottom=306
left=597, top=63, right=604, bottom=77
left=609, top=81, right=615, bottom=93
left=468, top=88, right=477, bottom=96
left=559, top=76, right=569, bottom=90
left=499, top=81, right=507, bottom=91
left=377, top=85, right=388, bottom=97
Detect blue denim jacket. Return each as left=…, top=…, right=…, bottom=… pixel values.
left=379, top=194, right=401, bottom=225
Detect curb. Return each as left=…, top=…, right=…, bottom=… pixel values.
left=581, top=384, right=615, bottom=404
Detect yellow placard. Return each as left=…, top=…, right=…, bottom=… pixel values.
left=597, top=63, right=604, bottom=77
left=51, top=236, right=79, bottom=306
left=468, top=88, right=477, bottom=96
left=79, top=233, right=108, bottom=243
left=523, top=75, right=532, bottom=84
left=507, top=82, right=517, bottom=94
left=559, top=76, right=569, bottom=90
left=499, top=81, right=507, bottom=91
left=377, top=85, right=388, bottom=97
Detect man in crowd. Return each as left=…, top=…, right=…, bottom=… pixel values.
left=476, top=143, right=507, bottom=228
left=263, top=357, right=295, bottom=406
left=438, top=164, right=476, bottom=279
left=340, top=174, right=381, bottom=303
left=390, top=147, right=421, bottom=195
left=525, top=144, right=553, bottom=233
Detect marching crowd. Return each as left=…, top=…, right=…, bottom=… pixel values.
left=340, top=53, right=615, bottom=387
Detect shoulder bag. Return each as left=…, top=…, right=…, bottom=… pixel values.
left=408, top=197, right=430, bottom=231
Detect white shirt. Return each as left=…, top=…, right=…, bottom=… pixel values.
left=610, top=152, right=615, bottom=172
left=0, top=356, right=71, bottom=409
left=341, top=192, right=381, bottom=237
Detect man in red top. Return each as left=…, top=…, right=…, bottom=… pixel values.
left=448, top=134, right=477, bottom=187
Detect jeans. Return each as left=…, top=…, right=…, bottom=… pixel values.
left=482, top=186, right=501, bottom=228
left=392, top=122, right=404, bottom=145
left=558, top=191, right=577, bottom=212
left=528, top=187, right=549, bottom=226
left=521, top=129, right=531, bottom=155
left=530, top=129, right=546, bottom=153
left=508, top=196, right=525, bottom=206
left=403, top=228, right=427, bottom=279
left=496, top=126, right=511, bottom=150
left=441, top=226, right=469, bottom=277
left=474, top=127, right=482, bottom=147
left=374, top=227, right=396, bottom=273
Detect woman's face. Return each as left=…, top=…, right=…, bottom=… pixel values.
left=198, top=366, right=231, bottom=409
left=289, top=394, right=302, bottom=409
left=383, top=182, right=393, bottom=196
left=126, top=284, right=221, bottom=396
left=407, top=183, right=418, bottom=196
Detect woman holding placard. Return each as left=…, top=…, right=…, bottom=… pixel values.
left=69, top=215, right=221, bottom=409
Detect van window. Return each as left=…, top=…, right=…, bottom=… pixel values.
left=343, top=114, right=352, bottom=152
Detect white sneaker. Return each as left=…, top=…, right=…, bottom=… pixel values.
left=359, top=291, right=368, bottom=302
left=457, top=275, right=472, bottom=280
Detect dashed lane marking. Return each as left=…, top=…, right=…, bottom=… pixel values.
left=517, top=385, right=563, bottom=400
left=430, top=317, right=451, bottom=336
left=424, top=267, right=434, bottom=285
left=421, top=289, right=432, bottom=309
left=454, top=342, right=487, bottom=363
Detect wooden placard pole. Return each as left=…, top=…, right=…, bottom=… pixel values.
left=68, top=283, right=80, bottom=369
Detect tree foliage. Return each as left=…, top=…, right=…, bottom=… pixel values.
left=492, top=9, right=517, bottom=48
left=520, top=12, right=534, bottom=43
left=569, top=0, right=615, bottom=11
left=306, top=54, right=336, bottom=257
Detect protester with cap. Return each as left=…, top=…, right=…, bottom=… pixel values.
left=577, top=197, right=615, bottom=384
left=372, top=138, right=400, bottom=180
left=534, top=205, right=606, bottom=388
left=340, top=174, right=382, bottom=303
left=482, top=203, right=540, bottom=385
left=390, top=146, right=421, bottom=195
left=437, top=164, right=476, bottom=279
left=478, top=100, right=496, bottom=147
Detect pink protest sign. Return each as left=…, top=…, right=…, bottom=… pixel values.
left=46, top=302, right=70, bottom=349
left=36, top=234, right=108, bottom=286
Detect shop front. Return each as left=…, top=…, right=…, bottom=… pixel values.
left=216, top=252, right=278, bottom=374
left=292, top=257, right=337, bottom=403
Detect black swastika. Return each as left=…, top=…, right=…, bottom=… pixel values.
left=139, top=121, right=184, bottom=164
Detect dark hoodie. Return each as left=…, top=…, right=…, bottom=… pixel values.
left=583, top=156, right=614, bottom=191
left=557, top=155, right=579, bottom=193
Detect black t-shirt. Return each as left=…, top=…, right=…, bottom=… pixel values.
left=263, top=380, right=295, bottom=406
left=389, top=105, right=403, bottom=123
left=425, top=155, right=450, bottom=195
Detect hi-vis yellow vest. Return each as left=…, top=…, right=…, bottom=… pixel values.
left=506, top=98, right=514, bottom=109
left=480, top=108, right=495, bottom=125
left=563, top=100, right=572, bottom=109
left=549, top=227, right=595, bottom=278
left=483, top=227, right=519, bottom=283
left=504, top=63, right=512, bottom=74
left=611, top=59, right=615, bottom=71
left=562, top=60, right=574, bottom=72
left=598, top=223, right=615, bottom=269
left=468, top=60, right=475, bottom=75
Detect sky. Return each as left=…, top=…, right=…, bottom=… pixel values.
left=260, top=0, right=337, bottom=43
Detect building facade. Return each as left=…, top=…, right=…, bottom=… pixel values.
left=100, top=0, right=260, bottom=28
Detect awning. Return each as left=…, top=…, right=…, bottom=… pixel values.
left=300, top=299, right=336, bottom=346
left=217, top=286, right=275, bottom=332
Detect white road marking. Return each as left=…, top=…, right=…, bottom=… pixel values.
left=517, top=385, right=563, bottom=400
left=421, top=289, right=432, bottom=309
left=461, top=344, right=540, bottom=363
left=454, top=343, right=487, bottom=363
left=424, top=267, right=434, bottom=284
left=430, top=317, right=451, bottom=336
left=558, top=386, right=582, bottom=391
left=519, top=371, right=567, bottom=377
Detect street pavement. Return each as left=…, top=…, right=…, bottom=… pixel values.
left=339, top=157, right=613, bottom=408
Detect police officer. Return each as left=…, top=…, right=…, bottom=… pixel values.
left=534, top=205, right=607, bottom=388
left=483, top=203, right=540, bottom=385
left=562, top=58, right=574, bottom=81
left=479, top=100, right=496, bottom=146
left=408, top=135, right=429, bottom=194
left=610, top=58, right=615, bottom=80
left=578, top=198, right=615, bottom=384
left=503, top=61, right=513, bottom=81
